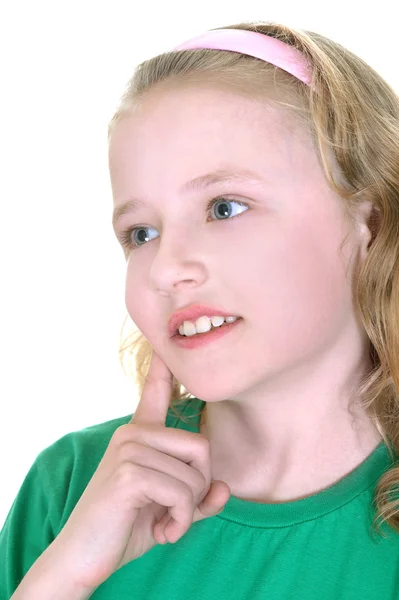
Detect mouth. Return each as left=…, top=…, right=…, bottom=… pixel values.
left=171, top=316, right=243, bottom=348
left=167, top=304, right=242, bottom=338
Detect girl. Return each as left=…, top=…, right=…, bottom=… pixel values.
left=2, top=20, right=399, bottom=600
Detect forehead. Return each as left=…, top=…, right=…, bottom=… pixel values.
left=108, top=84, right=317, bottom=196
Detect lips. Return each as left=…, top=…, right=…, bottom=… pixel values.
left=167, top=304, right=241, bottom=337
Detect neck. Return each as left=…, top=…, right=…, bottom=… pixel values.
left=199, top=362, right=382, bottom=504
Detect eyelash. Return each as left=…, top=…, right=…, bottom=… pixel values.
left=118, top=196, right=249, bottom=251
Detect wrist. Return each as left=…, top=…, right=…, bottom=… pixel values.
left=12, top=542, right=95, bottom=600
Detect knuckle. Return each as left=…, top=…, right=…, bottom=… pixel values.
left=112, top=423, right=144, bottom=446
left=111, top=424, right=131, bottom=444
left=192, top=471, right=207, bottom=496
left=118, top=440, right=141, bottom=463
left=115, top=461, right=139, bottom=488
left=196, top=434, right=211, bottom=456
left=144, top=372, right=171, bottom=391
left=180, top=484, right=195, bottom=505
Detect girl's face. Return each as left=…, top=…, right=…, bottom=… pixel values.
left=109, top=83, right=365, bottom=402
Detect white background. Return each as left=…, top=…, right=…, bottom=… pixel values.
left=1, top=0, right=397, bottom=528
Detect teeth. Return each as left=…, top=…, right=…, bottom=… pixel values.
left=178, top=315, right=239, bottom=337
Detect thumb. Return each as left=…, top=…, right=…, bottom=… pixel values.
left=194, top=480, right=231, bottom=521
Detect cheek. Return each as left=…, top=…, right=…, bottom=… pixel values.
left=238, top=223, right=352, bottom=359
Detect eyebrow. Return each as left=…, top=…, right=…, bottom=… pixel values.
left=112, top=168, right=265, bottom=229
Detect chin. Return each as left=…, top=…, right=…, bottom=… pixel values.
left=178, top=379, right=237, bottom=403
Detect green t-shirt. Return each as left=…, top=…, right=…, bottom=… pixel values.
left=1, top=397, right=399, bottom=599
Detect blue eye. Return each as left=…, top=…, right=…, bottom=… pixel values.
left=119, top=196, right=249, bottom=250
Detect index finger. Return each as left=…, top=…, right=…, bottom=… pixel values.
left=130, top=348, right=174, bottom=426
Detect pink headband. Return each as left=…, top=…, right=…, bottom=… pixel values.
left=172, top=28, right=312, bottom=87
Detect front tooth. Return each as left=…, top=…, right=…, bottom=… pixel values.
left=183, top=316, right=214, bottom=336
left=193, top=316, right=213, bottom=335
left=183, top=319, right=199, bottom=337
left=183, top=321, right=198, bottom=337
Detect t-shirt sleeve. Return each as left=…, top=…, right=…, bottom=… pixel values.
left=0, top=459, right=58, bottom=600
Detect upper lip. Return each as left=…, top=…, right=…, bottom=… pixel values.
left=167, top=304, right=242, bottom=337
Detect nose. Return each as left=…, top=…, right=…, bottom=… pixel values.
left=149, top=228, right=208, bottom=296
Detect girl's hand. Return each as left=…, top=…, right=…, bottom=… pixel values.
left=50, top=349, right=231, bottom=593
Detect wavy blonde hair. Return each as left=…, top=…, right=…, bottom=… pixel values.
left=108, top=21, right=399, bottom=536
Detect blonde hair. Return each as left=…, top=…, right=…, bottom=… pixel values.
left=108, top=21, right=399, bottom=536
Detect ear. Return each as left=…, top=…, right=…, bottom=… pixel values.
left=354, top=201, right=381, bottom=260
